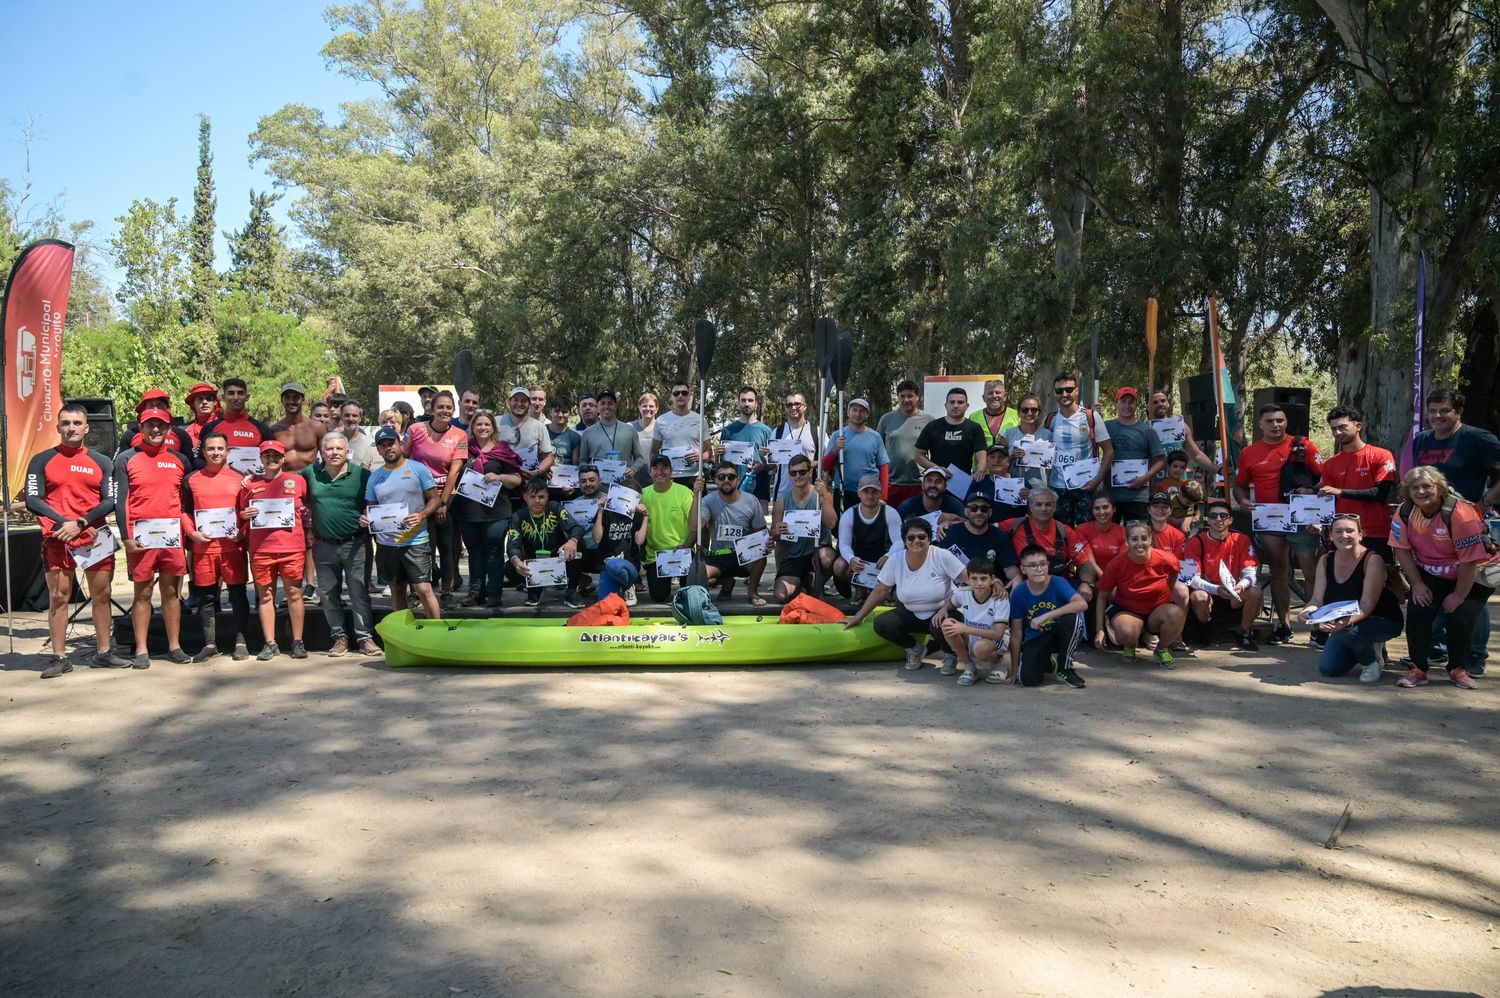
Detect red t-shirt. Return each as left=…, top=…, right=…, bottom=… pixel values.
left=1099, top=548, right=1181, bottom=615
left=186, top=466, right=247, bottom=556
left=24, top=446, right=114, bottom=538
left=1074, top=521, right=1126, bottom=566
left=1319, top=444, right=1397, bottom=539
left=1235, top=436, right=1322, bottom=502
left=238, top=472, right=308, bottom=554
left=1391, top=499, right=1491, bottom=579
left=203, top=412, right=272, bottom=450
left=114, top=445, right=190, bottom=536
left=1152, top=521, right=1186, bottom=557
left=1183, top=530, right=1258, bottom=582
left=1001, top=517, right=1091, bottom=570
left=405, top=421, right=469, bottom=486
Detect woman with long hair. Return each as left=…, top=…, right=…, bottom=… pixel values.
left=1298, top=513, right=1403, bottom=683
left=454, top=410, right=524, bottom=610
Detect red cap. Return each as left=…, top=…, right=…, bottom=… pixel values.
left=1114, top=386, right=1139, bottom=401
left=186, top=382, right=218, bottom=399
left=139, top=409, right=175, bottom=425
left=136, top=389, right=171, bottom=413
left=259, top=440, right=286, bottom=455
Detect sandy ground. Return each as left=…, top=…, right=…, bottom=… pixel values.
left=2, top=597, right=1497, bottom=998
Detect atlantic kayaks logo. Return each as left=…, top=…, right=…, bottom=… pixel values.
left=15, top=325, right=36, bottom=399
left=579, top=631, right=688, bottom=645
left=697, top=629, right=730, bottom=646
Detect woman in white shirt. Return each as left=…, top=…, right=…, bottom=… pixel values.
left=845, top=517, right=968, bottom=670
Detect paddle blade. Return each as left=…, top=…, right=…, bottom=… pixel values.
left=1144, top=299, right=1159, bottom=355
left=452, top=348, right=475, bottom=396
left=835, top=330, right=854, bottom=390
left=814, top=317, right=835, bottom=376
left=695, top=320, right=717, bottom=377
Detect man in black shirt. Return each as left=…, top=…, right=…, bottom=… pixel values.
left=915, top=388, right=986, bottom=476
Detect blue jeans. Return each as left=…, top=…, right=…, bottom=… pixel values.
left=1433, top=604, right=1491, bottom=665
left=460, top=518, right=509, bottom=606
left=1318, top=615, right=1404, bottom=676
left=597, top=558, right=640, bottom=600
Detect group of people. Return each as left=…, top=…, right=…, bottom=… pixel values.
left=23, top=370, right=1500, bottom=691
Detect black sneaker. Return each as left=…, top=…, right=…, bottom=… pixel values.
left=1310, top=630, right=1328, bottom=649
left=1470, top=661, right=1487, bottom=677
left=256, top=642, right=280, bottom=662
left=132, top=654, right=151, bottom=670
left=191, top=645, right=219, bottom=663
left=1268, top=623, right=1293, bottom=644
left=460, top=592, right=482, bottom=607
left=1058, top=669, right=1086, bottom=689
left=41, top=656, right=73, bottom=679
left=563, top=590, right=584, bottom=609
left=232, top=643, right=250, bottom=661
left=165, top=648, right=192, bottom=664
left=1236, top=629, right=1258, bottom=651
left=289, top=641, right=308, bottom=659
left=1430, top=651, right=1450, bottom=666
left=525, top=592, right=540, bottom=607
left=91, top=648, right=133, bottom=669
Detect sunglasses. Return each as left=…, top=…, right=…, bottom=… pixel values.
left=714, top=474, right=738, bottom=481
left=1207, top=511, right=1232, bottom=520
left=1019, top=407, right=1040, bottom=414
left=1123, top=519, right=1148, bottom=527
left=1056, top=386, right=1078, bottom=394
left=789, top=468, right=811, bottom=476
left=904, top=535, right=929, bottom=542
left=965, top=504, right=990, bottom=512
left=785, top=401, right=805, bottom=407
left=671, top=390, right=690, bottom=397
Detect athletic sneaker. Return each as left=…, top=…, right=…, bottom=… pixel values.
left=525, top=592, right=541, bottom=607
left=191, top=645, right=219, bottom=663
left=1268, top=623, right=1293, bottom=645
left=1310, top=630, right=1328, bottom=649
left=328, top=636, right=349, bottom=657
left=165, top=648, right=192, bottom=664
left=563, top=590, right=584, bottom=609
left=289, top=641, right=308, bottom=659
left=622, top=586, right=637, bottom=607
left=1154, top=649, right=1174, bottom=670
left=1358, top=655, right=1383, bottom=684
left=1394, top=667, right=1429, bottom=688
left=90, top=648, right=132, bottom=669
left=1429, top=651, right=1449, bottom=666
left=232, top=643, right=250, bottom=661
left=1449, top=668, right=1479, bottom=690
left=1469, top=661, right=1486, bottom=677
left=132, top=654, right=151, bottom=670
left=1058, top=669, right=1086, bottom=689
left=1121, top=646, right=1137, bottom=662
left=957, top=667, right=977, bottom=686
left=1236, top=629, right=1258, bottom=651
left=579, top=577, right=597, bottom=597
left=460, top=592, right=482, bottom=607
left=358, top=638, right=381, bottom=656
left=257, top=642, right=280, bottom=662
left=1169, top=639, right=1192, bottom=654
left=938, top=653, right=958, bottom=676
left=903, top=646, right=923, bottom=670
left=41, top=656, right=73, bottom=679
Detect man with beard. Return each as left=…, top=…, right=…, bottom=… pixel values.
left=716, top=386, right=774, bottom=512
left=822, top=397, right=890, bottom=510
left=579, top=389, right=645, bottom=480
left=271, top=382, right=326, bottom=473
left=701, top=461, right=768, bottom=605
left=968, top=378, right=1021, bottom=448
left=877, top=380, right=933, bottom=507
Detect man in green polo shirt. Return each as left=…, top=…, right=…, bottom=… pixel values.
left=640, top=454, right=701, bottom=603
left=302, top=431, right=377, bottom=656
left=969, top=378, right=1021, bottom=448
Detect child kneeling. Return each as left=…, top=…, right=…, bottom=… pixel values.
left=937, top=558, right=1011, bottom=686
left=1009, top=544, right=1090, bottom=688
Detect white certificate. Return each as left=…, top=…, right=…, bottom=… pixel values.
left=921, top=511, right=943, bottom=533
left=134, top=517, right=181, bottom=549
left=249, top=497, right=295, bottom=529
left=781, top=508, right=821, bottom=539
left=1307, top=600, right=1362, bottom=624
left=367, top=502, right=408, bottom=536
left=1251, top=503, right=1294, bottom=532
left=194, top=508, right=239, bottom=540
left=1059, top=458, right=1101, bottom=490
left=852, top=560, right=882, bottom=589
left=562, top=497, right=599, bottom=524
left=525, top=556, right=568, bottom=588
left=604, top=483, right=638, bottom=518
left=655, top=549, right=692, bottom=578
left=945, top=464, right=974, bottom=502
left=734, top=529, right=771, bottom=565
left=227, top=446, right=263, bottom=475
left=721, top=440, right=757, bottom=465
left=516, top=445, right=540, bottom=472
left=549, top=463, right=579, bottom=490
left=596, top=459, right=628, bottom=485
left=663, top=445, right=695, bottom=475
left=1218, top=562, right=1241, bottom=595
left=1013, top=439, right=1055, bottom=468
left=455, top=467, right=501, bottom=507
left=1151, top=417, right=1187, bottom=444
left=766, top=438, right=802, bottom=465
left=73, top=526, right=118, bottom=569
left=1110, top=460, right=1150, bottom=488
left=991, top=477, right=1026, bottom=506
left=1290, top=494, right=1335, bottom=526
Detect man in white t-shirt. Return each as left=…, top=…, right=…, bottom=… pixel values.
left=1044, top=370, right=1114, bottom=526
left=650, top=381, right=706, bottom=489
left=498, top=385, right=555, bottom=483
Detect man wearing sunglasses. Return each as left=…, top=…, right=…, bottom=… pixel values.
left=940, top=492, right=1010, bottom=571
left=650, top=382, right=706, bottom=489
left=1181, top=498, right=1263, bottom=650
left=1044, top=371, right=1113, bottom=526
left=700, top=461, right=768, bottom=605
left=769, top=391, right=826, bottom=498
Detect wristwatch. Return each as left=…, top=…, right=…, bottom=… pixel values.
left=75, top=517, right=88, bottom=530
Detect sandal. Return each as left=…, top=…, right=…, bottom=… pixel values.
left=749, top=594, right=768, bottom=607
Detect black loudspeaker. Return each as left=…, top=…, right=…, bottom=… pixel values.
left=1178, top=373, right=1221, bottom=440
left=1, top=527, right=47, bottom=612
left=1251, top=387, right=1311, bottom=441
left=66, top=397, right=118, bottom=455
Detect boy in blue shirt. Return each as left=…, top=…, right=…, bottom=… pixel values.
left=1009, top=543, right=1090, bottom=688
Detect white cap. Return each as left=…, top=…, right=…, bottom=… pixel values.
left=509, top=386, right=530, bottom=398
left=848, top=397, right=871, bottom=411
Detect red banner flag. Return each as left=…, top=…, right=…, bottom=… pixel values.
left=2, top=240, right=74, bottom=502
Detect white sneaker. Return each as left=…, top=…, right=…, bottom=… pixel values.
left=904, top=646, right=924, bottom=670
left=623, top=586, right=638, bottom=607
left=1359, top=652, right=1384, bottom=684
left=938, top=653, right=959, bottom=676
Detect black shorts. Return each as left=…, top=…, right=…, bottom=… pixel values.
left=1106, top=602, right=1165, bottom=630
left=376, top=543, right=433, bottom=585
left=777, top=553, right=814, bottom=579
left=706, top=553, right=752, bottom=578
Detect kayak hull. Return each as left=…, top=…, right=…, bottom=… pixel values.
left=374, top=610, right=903, bottom=668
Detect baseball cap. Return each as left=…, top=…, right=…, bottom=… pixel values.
left=986, top=441, right=1008, bottom=453
left=280, top=382, right=307, bottom=397
left=186, top=382, right=218, bottom=399
left=964, top=490, right=992, bottom=506
left=848, top=397, right=871, bottom=411
left=595, top=388, right=617, bottom=401
left=139, top=408, right=175, bottom=425
left=1149, top=491, right=1172, bottom=505
left=259, top=440, right=286, bottom=455
left=1115, top=386, right=1139, bottom=401
left=136, top=389, right=171, bottom=413
left=649, top=454, right=673, bottom=469
left=373, top=427, right=401, bottom=445
left=509, top=386, right=530, bottom=399
left=857, top=475, right=881, bottom=492
left=922, top=466, right=950, bottom=479
left=418, top=385, right=438, bottom=395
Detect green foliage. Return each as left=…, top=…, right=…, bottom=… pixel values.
left=225, top=189, right=294, bottom=311
left=60, top=321, right=154, bottom=403
left=189, top=115, right=218, bottom=328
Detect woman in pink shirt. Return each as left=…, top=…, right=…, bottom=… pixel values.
left=405, top=391, right=468, bottom=601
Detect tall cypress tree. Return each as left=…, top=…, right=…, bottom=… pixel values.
left=188, top=114, right=217, bottom=327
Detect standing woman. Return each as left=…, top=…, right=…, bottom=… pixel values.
left=455, top=411, right=524, bottom=610
left=631, top=392, right=659, bottom=489
left=1298, top=513, right=1403, bottom=683
left=845, top=518, right=968, bottom=671
left=405, top=390, right=468, bottom=603
left=1002, top=393, right=1053, bottom=489
left=1094, top=521, right=1186, bottom=667
left=1391, top=467, right=1494, bottom=689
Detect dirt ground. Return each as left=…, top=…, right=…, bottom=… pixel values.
left=2, top=595, right=1497, bottom=998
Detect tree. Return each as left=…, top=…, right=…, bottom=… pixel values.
left=225, top=189, right=293, bottom=310
left=189, top=114, right=218, bottom=327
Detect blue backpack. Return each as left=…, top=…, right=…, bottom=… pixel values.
left=672, top=585, right=724, bottom=626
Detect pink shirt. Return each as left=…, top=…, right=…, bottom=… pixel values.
left=405, top=422, right=468, bottom=486
left=1391, top=499, right=1491, bottom=579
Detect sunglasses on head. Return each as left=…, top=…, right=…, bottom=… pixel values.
left=1123, top=519, right=1148, bottom=527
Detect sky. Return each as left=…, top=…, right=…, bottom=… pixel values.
left=1, top=0, right=371, bottom=290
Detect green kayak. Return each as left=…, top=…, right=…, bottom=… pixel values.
left=375, top=610, right=902, bottom=668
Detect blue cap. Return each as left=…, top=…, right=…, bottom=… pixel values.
left=374, top=427, right=400, bottom=445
